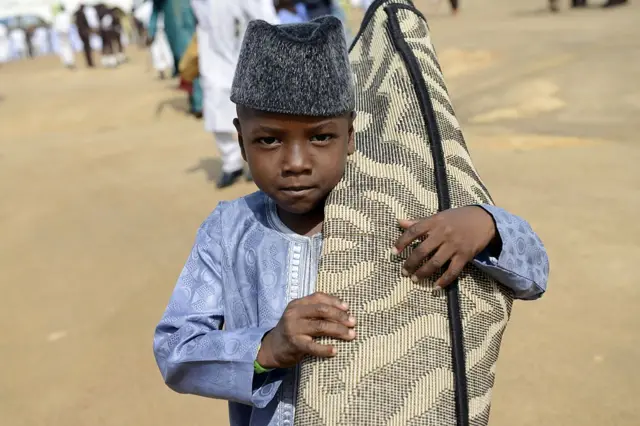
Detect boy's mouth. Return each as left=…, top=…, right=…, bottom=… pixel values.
left=281, top=186, right=315, bottom=195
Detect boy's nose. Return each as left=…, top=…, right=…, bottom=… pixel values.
left=282, top=142, right=312, bottom=174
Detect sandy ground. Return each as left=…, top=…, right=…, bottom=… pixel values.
left=1, top=1, right=639, bottom=425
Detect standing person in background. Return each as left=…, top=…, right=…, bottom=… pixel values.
left=25, top=27, right=35, bottom=58
left=147, top=0, right=180, bottom=76
left=83, top=3, right=101, bottom=48
left=131, top=5, right=147, bottom=46
left=450, top=0, right=459, bottom=15
left=302, top=0, right=332, bottom=20
left=151, top=21, right=173, bottom=80
left=0, top=23, right=10, bottom=64
left=350, top=0, right=371, bottom=9
left=9, top=27, right=27, bottom=60
left=148, top=0, right=202, bottom=118
left=31, top=26, right=50, bottom=56
left=330, top=0, right=352, bottom=42
left=602, top=0, right=628, bottom=7
left=190, top=0, right=279, bottom=188
left=110, top=8, right=128, bottom=64
left=53, top=5, right=76, bottom=69
left=74, top=4, right=95, bottom=67
left=550, top=0, right=628, bottom=12
left=136, top=0, right=173, bottom=79
left=118, top=9, right=133, bottom=46
left=300, top=0, right=350, bottom=40
left=275, top=0, right=309, bottom=23
left=97, top=4, right=117, bottom=68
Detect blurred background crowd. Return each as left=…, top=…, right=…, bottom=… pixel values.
left=0, top=0, right=629, bottom=69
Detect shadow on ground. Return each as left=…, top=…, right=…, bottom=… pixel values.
left=186, top=157, right=223, bottom=183
left=155, top=96, right=190, bottom=117
left=511, top=4, right=613, bottom=16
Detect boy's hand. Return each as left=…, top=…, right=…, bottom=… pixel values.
left=393, top=206, right=497, bottom=289
left=257, top=292, right=356, bottom=369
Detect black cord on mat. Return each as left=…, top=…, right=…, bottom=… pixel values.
left=350, top=0, right=416, bottom=51
left=385, top=5, right=470, bottom=426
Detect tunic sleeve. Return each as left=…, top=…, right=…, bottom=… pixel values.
left=471, top=205, right=549, bottom=300
left=153, top=208, right=281, bottom=408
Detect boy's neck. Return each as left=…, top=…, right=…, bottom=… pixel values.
left=277, top=205, right=324, bottom=237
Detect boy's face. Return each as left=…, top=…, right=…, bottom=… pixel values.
left=234, top=107, right=355, bottom=216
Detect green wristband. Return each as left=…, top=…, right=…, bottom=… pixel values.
left=254, top=360, right=273, bottom=374
left=254, top=344, right=274, bottom=374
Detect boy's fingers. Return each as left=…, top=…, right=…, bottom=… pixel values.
left=303, top=340, right=338, bottom=358
left=433, top=255, right=467, bottom=289
left=397, top=218, right=418, bottom=229
left=411, top=243, right=455, bottom=281
left=401, top=232, right=444, bottom=276
left=300, top=304, right=356, bottom=327
left=302, top=318, right=356, bottom=341
left=393, top=217, right=433, bottom=254
left=303, top=292, right=349, bottom=311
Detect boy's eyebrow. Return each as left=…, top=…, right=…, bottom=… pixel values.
left=255, top=124, right=285, bottom=133
left=254, top=120, right=337, bottom=134
left=306, top=120, right=337, bottom=132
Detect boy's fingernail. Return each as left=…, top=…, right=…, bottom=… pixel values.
left=411, top=275, right=419, bottom=283
left=341, top=302, right=349, bottom=310
left=331, top=347, right=338, bottom=355
left=348, top=316, right=356, bottom=324
left=390, top=247, right=399, bottom=256
left=401, top=269, right=409, bottom=277
left=348, top=329, right=356, bottom=339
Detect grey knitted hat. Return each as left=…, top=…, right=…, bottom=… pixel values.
left=230, top=16, right=355, bottom=117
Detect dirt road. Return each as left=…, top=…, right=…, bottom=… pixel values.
left=1, top=1, right=638, bottom=425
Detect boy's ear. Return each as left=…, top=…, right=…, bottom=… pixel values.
left=347, top=112, right=356, bottom=155
left=233, top=118, right=247, bottom=161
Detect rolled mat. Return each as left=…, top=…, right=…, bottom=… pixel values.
left=294, top=1, right=513, bottom=425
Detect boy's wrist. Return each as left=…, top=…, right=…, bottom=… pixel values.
left=256, top=332, right=278, bottom=370
left=473, top=205, right=502, bottom=258
left=254, top=352, right=273, bottom=374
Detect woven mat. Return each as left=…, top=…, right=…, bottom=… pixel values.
left=294, top=1, right=513, bottom=425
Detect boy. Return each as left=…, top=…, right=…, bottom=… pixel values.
left=153, top=17, right=549, bottom=425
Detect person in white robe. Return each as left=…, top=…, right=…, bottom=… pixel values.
left=53, top=6, right=76, bottom=68
left=9, top=28, right=27, bottom=60
left=134, top=1, right=172, bottom=78
left=190, top=0, right=280, bottom=188
left=0, top=24, right=10, bottom=64
left=148, top=13, right=172, bottom=77
left=110, top=8, right=128, bottom=64
left=350, top=0, right=374, bottom=11
left=84, top=5, right=102, bottom=52
left=99, top=11, right=118, bottom=68
left=31, top=26, right=50, bottom=56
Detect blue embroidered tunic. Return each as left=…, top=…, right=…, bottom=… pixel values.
left=153, top=191, right=549, bottom=426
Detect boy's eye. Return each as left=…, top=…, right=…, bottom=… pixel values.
left=310, top=134, right=333, bottom=143
left=256, top=137, right=280, bottom=145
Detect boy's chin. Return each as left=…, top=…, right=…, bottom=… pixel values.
left=276, top=196, right=327, bottom=217
left=279, top=201, right=322, bottom=216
